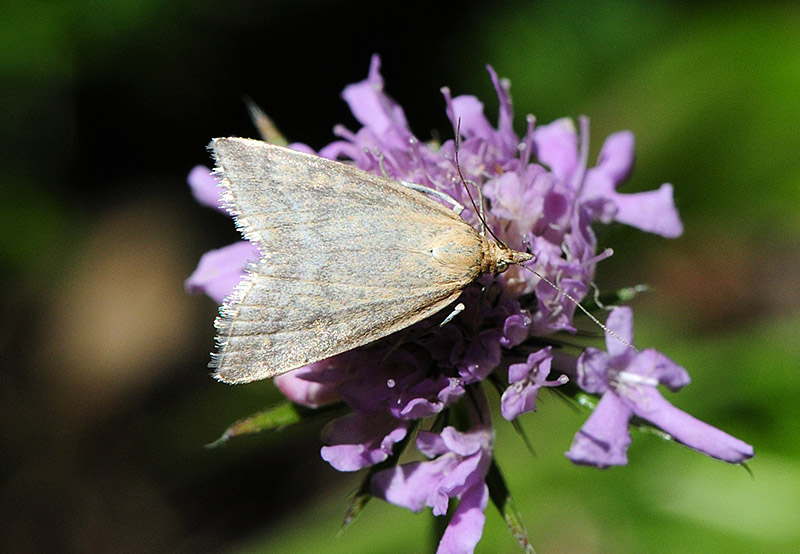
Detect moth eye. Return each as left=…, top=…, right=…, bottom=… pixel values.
left=496, top=260, right=508, bottom=273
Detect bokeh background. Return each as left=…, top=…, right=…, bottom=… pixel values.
left=2, top=1, right=798, bottom=552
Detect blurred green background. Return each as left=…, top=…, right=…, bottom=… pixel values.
left=2, top=1, right=798, bottom=552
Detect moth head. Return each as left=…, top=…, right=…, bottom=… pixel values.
left=486, top=241, right=533, bottom=275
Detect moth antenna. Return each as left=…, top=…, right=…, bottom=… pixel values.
left=520, top=264, right=638, bottom=352
left=454, top=119, right=505, bottom=246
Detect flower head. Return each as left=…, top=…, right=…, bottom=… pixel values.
left=189, top=56, right=753, bottom=553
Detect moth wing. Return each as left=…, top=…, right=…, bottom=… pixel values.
left=210, top=138, right=483, bottom=383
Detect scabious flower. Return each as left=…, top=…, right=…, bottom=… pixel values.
left=565, top=306, right=755, bottom=468
left=188, top=55, right=753, bottom=553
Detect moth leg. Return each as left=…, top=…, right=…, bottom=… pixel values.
left=397, top=181, right=465, bottom=215
left=375, top=301, right=466, bottom=369
left=439, top=302, right=465, bottom=327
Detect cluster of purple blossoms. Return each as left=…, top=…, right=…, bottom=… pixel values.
left=187, top=56, right=753, bottom=553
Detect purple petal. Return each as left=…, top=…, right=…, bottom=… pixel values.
left=533, top=118, right=579, bottom=182
left=188, top=165, right=225, bottom=211
left=371, top=456, right=459, bottom=513
left=393, top=374, right=452, bottom=419
left=539, top=178, right=572, bottom=235
left=317, top=138, right=361, bottom=162
left=611, top=183, right=684, bottom=238
left=486, top=65, right=517, bottom=155
left=532, top=276, right=586, bottom=335
left=482, top=171, right=541, bottom=230
left=417, top=430, right=449, bottom=458
left=626, top=387, right=754, bottom=463
left=438, top=379, right=466, bottom=406
left=341, top=54, right=409, bottom=144
left=579, top=129, right=683, bottom=238
left=450, top=95, right=494, bottom=140
left=500, top=382, right=533, bottom=421
left=566, top=392, right=632, bottom=468
left=273, top=362, right=344, bottom=408
left=459, top=330, right=502, bottom=381
left=622, top=348, right=691, bottom=392
left=439, top=427, right=489, bottom=457
left=285, top=141, right=316, bottom=155
left=501, top=348, right=557, bottom=420
left=564, top=204, right=599, bottom=262
left=436, top=482, right=489, bottom=554
left=320, top=413, right=407, bottom=471
left=184, top=241, right=260, bottom=303
left=437, top=449, right=485, bottom=500
left=507, top=348, right=552, bottom=384
left=594, top=131, right=635, bottom=184
left=605, top=306, right=635, bottom=356
left=500, top=312, right=532, bottom=348
left=575, top=347, right=610, bottom=394
left=374, top=426, right=492, bottom=519
left=397, top=395, right=444, bottom=419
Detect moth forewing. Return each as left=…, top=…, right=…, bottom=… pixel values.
left=208, top=138, right=531, bottom=384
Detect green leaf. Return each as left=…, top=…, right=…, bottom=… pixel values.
left=583, top=284, right=652, bottom=312
left=245, top=99, right=289, bottom=146
left=510, top=418, right=535, bottom=456
left=487, top=459, right=536, bottom=554
left=206, top=401, right=338, bottom=448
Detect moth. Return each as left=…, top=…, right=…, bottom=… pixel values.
left=210, top=138, right=532, bottom=383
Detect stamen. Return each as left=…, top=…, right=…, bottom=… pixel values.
left=520, top=264, right=639, bottom=353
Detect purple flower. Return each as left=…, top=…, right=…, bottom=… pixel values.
left=583, top=131, right=684, bottom=238
left=566, top=307, right=754, bottom=467
left=334, top=348, right=461, bottom=420
left=187, top=165, right=224, bottom=212
left=273, top=359, right=345, bottom=408
left=501, top=347, right=569, bottom=421
left=372, top=392, right=493, bottom=554
left=189, top=55, right=753, bottom=552
left=321, top=411, right=409, bottom=472
left=184, top=164, right=259, bottom=303
left=185, top=241, right=260, bottom=304
left=534, top=118, right=684, bottom=238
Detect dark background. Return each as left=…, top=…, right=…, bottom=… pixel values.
left=2, top=1, right=798, bottom=552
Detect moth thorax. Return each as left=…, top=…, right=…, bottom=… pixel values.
left=428, top=227, right=485, bottom=279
